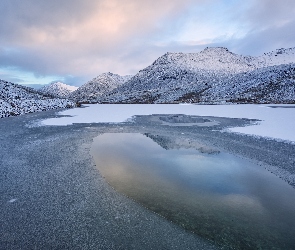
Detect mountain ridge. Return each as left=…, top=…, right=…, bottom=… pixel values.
left=0, top=79, right=76, bottom=118
left=69, top=72, right=132, bottom=103
left=40, top=82, right=78, bottom=98
left=88, top=46, right=295, bottom=104
left=1, top=46, right=294, bottom=118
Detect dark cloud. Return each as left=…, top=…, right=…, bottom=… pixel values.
left=246, top=0, right=295, bottom=28
left=0, top=0, right=98, bottom=48
left=223, top=0, right=295, bottom=56
left=229, top=20, right=295, bottom=56
left=0, top=0, right=97, bottom=28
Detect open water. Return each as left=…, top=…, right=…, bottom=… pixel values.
left=91, top=133, right=295, bottom=249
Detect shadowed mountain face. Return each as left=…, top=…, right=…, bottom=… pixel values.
left=72, top=47, right=295, bottom=104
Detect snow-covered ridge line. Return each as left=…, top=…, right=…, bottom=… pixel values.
left=69, top=72, right=132, bottom=102
left=0, top=79, right=76, bottom=118
left=83, top=46, right=294, bottom=104
left=39, top=82, right=78, bottom=98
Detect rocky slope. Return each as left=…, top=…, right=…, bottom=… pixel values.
left=93, top=47, right=295, bottom=104
left=39, top=82, right=78, bottom=98
left=199, top=63, right=295, bottom=104
left=0, top=80, right=76, bottom=118
left=69, top=72, right=132, bottom=103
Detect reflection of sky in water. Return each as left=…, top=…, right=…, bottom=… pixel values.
left=91, top=133, right=295, bottom=249
left=149, top=150, right=247, bottom=196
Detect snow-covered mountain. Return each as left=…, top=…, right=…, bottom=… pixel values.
left=0, top=80, right=76, bottom=118
left=199, top=63, right=295, bottom=104
left=92, top=47, right=295, bottom=104
left=258, top=47, right=295, bottom=67
left=69, top=72, right=132, bottom=103
left=39, top=82, right=78, bottom=98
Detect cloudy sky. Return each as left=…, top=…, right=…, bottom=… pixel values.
left=0, top=0, right=294, bottom=86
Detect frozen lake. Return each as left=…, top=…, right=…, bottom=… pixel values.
left=41, top=104, right=295, bottom=143
left=38, top=104, right=295, bottom=248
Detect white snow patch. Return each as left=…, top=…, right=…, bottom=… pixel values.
left=40, top=104, right=295, bottom=143
left=8, top=198, right=17, bottom=203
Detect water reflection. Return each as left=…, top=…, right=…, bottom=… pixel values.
left=91, top=133, right=295, bottom=249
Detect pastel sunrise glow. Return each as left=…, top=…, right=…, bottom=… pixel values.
left=0, top=0, right=294, bottom=86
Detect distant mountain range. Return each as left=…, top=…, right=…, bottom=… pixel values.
left=91, top=47, right=295, bottom=104
left=1, top=46, right=295, bottom=118
left=0, top=80, right=75, bottom=118
left=31, top=47, right=295, bottom=104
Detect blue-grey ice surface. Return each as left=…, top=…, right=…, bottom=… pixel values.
left=41, top=104, right=295, bottom=142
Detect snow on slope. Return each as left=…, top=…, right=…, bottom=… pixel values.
left=258, top=47, right=295, bottom=67
left=147, top=47, right=257, bottom=74
left=69, top=72, right=132, bottom=102
left=94, top=47, right=295, bottom=104
left=200, top=63, right=295, bottom=104
left=40, top=82, right=78, bottom=98
left=0, top=79, right=76, bottom=118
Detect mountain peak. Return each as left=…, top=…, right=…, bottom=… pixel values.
left=100, top=72, right=116, bottom=77
left=49, top=81, right=78, bottom=90
left=88, top=72, right=131, bottom=85
left=203, top=47, right=229, bottom=52
left=93, top=46, right=295, bottom=104
left=200, top=47, right=232, bottom=55
left=40, top=82, right=78, bottom=98
left=69, top=73, right=132, bottom=102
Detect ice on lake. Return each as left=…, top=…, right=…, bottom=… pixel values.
left=41, top=104, right=295, bottom=143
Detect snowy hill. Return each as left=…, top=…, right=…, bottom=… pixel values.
left=93, top=47, right=295, bottom=104
left=199, top=63, right=295, bottom=104
left=0, top=80, right=76, bottom=118
left=258, top=47, right=295, bottom=67
left=69, top=72, right=132, bottom=103
left=187, top=48, right=295, bottom=104
left=40, top=82, right=78, bottom=98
